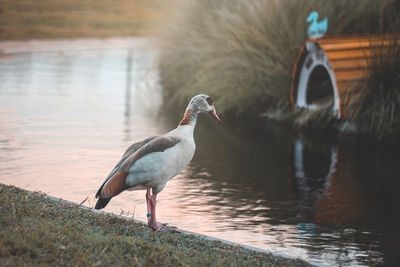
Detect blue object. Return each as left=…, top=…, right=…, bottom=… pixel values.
left=307, top=11, right=328, bottom=38
left=147, top=212, right=151, bottom=217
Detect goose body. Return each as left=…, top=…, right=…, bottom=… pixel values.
left=95, top=94, right=220, bottom=230
left=125, top=127, right=195, bottom=191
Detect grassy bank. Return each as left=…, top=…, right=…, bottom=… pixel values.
left=0, top=184, right=310, bottom=266
left=0, top=0, right=171, bottom=39
left=159, top=0, right=400, bottom=139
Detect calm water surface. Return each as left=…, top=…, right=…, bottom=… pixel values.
left=1, top=38, right=399, bottom=266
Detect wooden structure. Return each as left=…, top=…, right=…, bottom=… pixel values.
left=290, top=35, right=400, bottom=118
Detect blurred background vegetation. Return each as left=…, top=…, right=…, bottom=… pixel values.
left=349, top=37, right=400, bottom=140
left=159, top=0, right=400, bottom=140
left=1, top=0, right=400, bottom=140
left=0, top=0, right=171, bottom=39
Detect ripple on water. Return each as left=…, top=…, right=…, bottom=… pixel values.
left=0, top=38, right=399, bottom=266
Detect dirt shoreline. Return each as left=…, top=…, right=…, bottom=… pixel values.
left=0, top=184, right=315, bottom=266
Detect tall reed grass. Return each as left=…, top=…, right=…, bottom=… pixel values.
left=159, top=0, right=400, bottom=137
left=349, top=35, right=400, bottom=140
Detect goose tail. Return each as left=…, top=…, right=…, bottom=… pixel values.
left=95, top=196, right=112, bottom=210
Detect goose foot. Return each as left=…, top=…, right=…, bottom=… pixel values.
left=148, top=222, right=176, bottom=232
left=145, top=190, right=176, bottom=231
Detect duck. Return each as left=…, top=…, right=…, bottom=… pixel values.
left=94, top=94, right=221, bottom=231
left=307, top=11, right=328, bottom=39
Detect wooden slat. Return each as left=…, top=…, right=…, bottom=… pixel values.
left=315, top=34, right=397, bottom=43
left=325, top=48, right=389, bottom=61
left=334, top=69, right=369, bottom=82
left=319, top=39, right=400, bottom=52
left=330, top=58, right=369, bottom=70
left=336, top=80, right=363, bottom=92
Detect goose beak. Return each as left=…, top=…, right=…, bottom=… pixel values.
left=209, top=106, right=221, bottom=123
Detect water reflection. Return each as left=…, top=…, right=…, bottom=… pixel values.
left=292, top=138, right=337, bottom=221
left=0, top=39, right=399, bottom=266
left=290, top=137, right=400, bottom=265
left=124, top=49, right=133, bottom=141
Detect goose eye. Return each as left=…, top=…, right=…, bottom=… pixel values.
left=206, top=97, right=213, bottom=106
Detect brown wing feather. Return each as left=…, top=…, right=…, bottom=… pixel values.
left=121, top=136, right=157, bottom=159
left=95, top=136, right=157, bottom=198
left=101, top=170, right=129, bottom=198
left=95, top=135, right=181, bottom=199
left=121, top=136, right=181, bottom=172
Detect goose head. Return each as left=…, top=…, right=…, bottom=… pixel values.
left=186, top=94, right=221, bottom=123
left=307, top=11, right=319, bottom=23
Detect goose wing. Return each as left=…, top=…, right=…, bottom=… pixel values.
left=95, top=136, right=157, bottom=198
left=95, top=135, right=181, bottom=199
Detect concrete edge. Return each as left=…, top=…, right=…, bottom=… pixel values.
left=21, top=188, right=326, bottom=267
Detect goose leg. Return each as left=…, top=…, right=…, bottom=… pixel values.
left=148, top=193, right=175, bottom=232
left=145, top=189, right=152, bottom=226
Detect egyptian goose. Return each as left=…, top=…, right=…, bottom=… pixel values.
left=95, top=94, right=221, bottom=231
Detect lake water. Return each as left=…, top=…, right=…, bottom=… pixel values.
left=1, top=38, right=399, bottom=266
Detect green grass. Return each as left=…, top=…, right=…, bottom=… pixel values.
left=159, top=0, right=400, bottom=139
left=0, top=184, right=311, bottom=266
left=0, top=0, right=172, bottom=40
